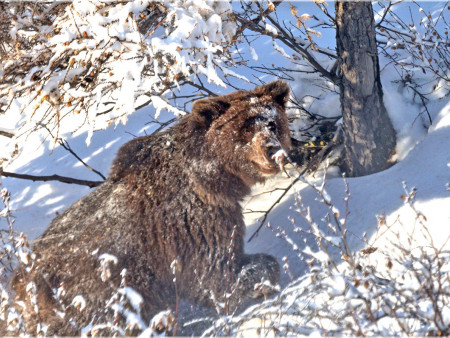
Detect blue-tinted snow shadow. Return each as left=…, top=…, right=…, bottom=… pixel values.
left=1, top=106, right=176, bottom=240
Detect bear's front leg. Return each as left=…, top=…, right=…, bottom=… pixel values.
left=228, top=253, right=280, bottom=310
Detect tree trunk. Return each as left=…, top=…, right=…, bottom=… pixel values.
left=335, top=1, right=396, bottom=177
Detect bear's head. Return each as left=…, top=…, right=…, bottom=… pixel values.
left=192, top=80, right=292, bottom=186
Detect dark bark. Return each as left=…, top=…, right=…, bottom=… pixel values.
left=335, top=1, right=396, bottom=177
left=1, top=170, right=103, bottom=187
left=0, top=130, right=14, bottom=138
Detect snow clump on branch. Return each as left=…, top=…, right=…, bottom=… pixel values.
left=0, top=0, right=236, bottom=152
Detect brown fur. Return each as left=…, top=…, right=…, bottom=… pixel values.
left=9, top=81, right=291, bottom=335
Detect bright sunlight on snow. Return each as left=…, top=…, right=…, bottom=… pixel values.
left=0, top=0, right=448, bottom=336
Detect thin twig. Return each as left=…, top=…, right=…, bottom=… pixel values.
left=143, top=14, right=168, bottom=40
left=59, top=139, right=106, bottom=180
left=40, top=125, right=106, bottom=180
left=232, top=1, right=282, bottom=42
left=375, top=1, right=393, bottom=28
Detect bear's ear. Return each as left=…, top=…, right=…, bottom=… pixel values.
left=192, top=98, right=230, bottom=127
left=260, top=80, right=290, bottom=107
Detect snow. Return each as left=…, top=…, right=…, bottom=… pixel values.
left=249, top=46, right=258, bottom=62
left=265, top=23, right=278, bottom=36
left=244, top=98, right=450, bottom=284
left=0, top=0, right=236, bottom=148
left=119, top=287, right=143, bottom=313
left=271, top=149, right=287, bottom=168
left=71, top=295, right=87, bottom=312
left=0, top=1, right=448, bottom=335
left=99, top=253, right=119, bottom=281
left=99, top=253, right=118, bottom=265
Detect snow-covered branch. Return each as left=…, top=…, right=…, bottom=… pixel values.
left=0, top=0, right=236, bottom=152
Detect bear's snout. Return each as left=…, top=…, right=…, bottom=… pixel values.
left=263, top=138, right=283, bottom=160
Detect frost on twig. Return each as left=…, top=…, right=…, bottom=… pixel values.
left=207, top=179, right=450, bottom=336
left=0, top=184, right=32, bottom=334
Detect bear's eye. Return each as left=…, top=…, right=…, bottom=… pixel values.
left=267, top=121, right=277, bottom=132
left=244, top=116, right=268, bottom=128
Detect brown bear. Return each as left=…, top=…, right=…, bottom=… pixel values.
left=9, top=80, right=292, bottom=336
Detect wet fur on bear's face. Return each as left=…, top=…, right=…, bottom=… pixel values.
left=192, top=80, right=292, bottom=186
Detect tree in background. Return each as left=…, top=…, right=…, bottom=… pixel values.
left=335, top=1, right=396, bottom=176
left=0, top=1, right=449, bottom=335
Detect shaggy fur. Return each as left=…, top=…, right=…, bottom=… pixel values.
left=10, top=81, right=292, bottom=335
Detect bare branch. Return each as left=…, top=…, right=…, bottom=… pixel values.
left=234, top=13, right=337, bottom=84
left=1, top=170, right=103, bottom=188
left=375, top=1, right=393, bottom=28
left=0, top=130, right=14, bottom=138
left=59, top=139, right=107, bottom=180
left=40, top=125, right=106, bottom=180
left=184, top=80, right=219, bottom=97
left=231, top=1, right=282, bottom=42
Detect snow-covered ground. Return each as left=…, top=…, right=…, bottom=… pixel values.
left=244, top=97, right=449, bottom=285
left=1, top=58, right=448, bottom=293
left=1, top=106, right=172, bottom=240
left=2, top=1, right=447, bottom=252
left=0, top=1, right=448, bottom=335
left=4, top=83, right=448, bottom=275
